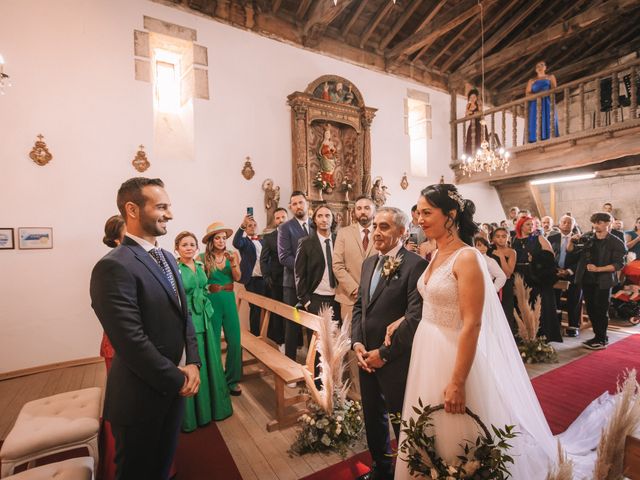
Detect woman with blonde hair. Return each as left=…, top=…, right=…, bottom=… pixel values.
left=201, top=222, right=243, bottom=396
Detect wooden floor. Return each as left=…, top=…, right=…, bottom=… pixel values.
left=0, top=320, right=638, bottom=479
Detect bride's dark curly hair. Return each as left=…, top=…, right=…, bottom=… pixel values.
left=420, top=184, right=478, bottom=246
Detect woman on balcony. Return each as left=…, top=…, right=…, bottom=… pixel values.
left=526, top=61, right=559, bottom=143
left=463, top=88, right=489, bottom=155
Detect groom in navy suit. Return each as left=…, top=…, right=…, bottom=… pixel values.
left=90, top=177, right=201, bottom=479
left=352, top=207, right=427, bottom=480
left=277, top=190, right=313, bottom=360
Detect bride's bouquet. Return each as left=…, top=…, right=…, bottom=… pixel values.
left=289, top=307, right=364, bottom=457
left=513, top=274, right=558, bottom=364
left=391, top=399, right=517, bottom=479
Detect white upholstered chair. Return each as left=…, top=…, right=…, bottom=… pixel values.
left=0, top=388, right=101, bottom=478
left=1, top=457, right=94, bottom=480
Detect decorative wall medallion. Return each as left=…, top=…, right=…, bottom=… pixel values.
left=241, top=156, right=255, bottom=180
left=29, top=134, right=53, bottom=166
left=132, top=145, right=150, bottom=172
left=400, top=172, right=409, bottom=190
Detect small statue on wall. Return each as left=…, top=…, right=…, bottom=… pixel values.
left=262, top=178, right=281, bottom=230
left=317, top=124, right=338, bottom=191
left=371, top=176, right=390, bottom=208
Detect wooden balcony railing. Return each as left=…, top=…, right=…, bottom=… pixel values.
left=451, top=59, right=640, bottom=174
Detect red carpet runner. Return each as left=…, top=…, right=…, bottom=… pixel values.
left=301, top=334, right=640, bottom=480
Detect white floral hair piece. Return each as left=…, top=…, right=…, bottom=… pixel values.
left=448, top=190, right=465, bottom=211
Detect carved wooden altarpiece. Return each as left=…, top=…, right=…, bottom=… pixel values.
left=287, top=75, right=377, bottom=226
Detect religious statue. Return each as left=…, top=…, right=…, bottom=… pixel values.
left=262, top=178, right=281, bottom=230
left=317, top=125, right=337, bottom=191
left=371, top=176, right=389, bottom=208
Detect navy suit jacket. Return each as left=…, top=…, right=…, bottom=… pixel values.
left=277, top=217, right=313, bottom=288
left=90, top=236, right=200, bottom=425
left=352, top=247, right=427, bottom=364
left=232, top=226, right=263, bottom=285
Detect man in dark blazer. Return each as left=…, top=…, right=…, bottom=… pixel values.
left=90, top=177, right=201, bottom=480
left=233, top=214, right=265, bottom=335
left=294, top=205, right=341, bottom=320
left=569, top=212, right=627, bottom=350
left=548, top=214, right=582, bottom=337
left=260, top=207, right=288, bottom=344
left=277, top=191, right=313, bottom=360
left=351, top=207, right=427, bottom=480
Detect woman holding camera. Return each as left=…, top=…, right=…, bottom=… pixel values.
left=202, top=222, right=243, bottom=396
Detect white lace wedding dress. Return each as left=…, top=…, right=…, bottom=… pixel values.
left=395, top=246, right=617, bottom=480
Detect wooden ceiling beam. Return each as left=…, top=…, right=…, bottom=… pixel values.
left=386, top=0, right=485, bottom=60
left=295, top=0, right=313, bottom=22
left=421, top=19, right=475, bottom=67
left=341, top=0, right=368, bottom=37
left=454, top=0, right=640, bottom=80
left=459, top=0, right=546, bottom=70
left=438, top=0, right=519, bottom=73
left=271, top=0, right=282, bottom=14
left=360, top=1, right=395, bottom=48
left=378, top=0, right=424, bottom=51
left=303, top=0, right=353, bottom=37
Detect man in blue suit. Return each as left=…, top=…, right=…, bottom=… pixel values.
left=90, top=177, right=201, bottom=479
left=277, top=191, right=312, bottom=360
left=233, top=214, right=265, bottom=335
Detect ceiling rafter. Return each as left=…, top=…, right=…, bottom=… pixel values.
left=359, top=1, right=396, bottom=48
left=386, top=0, right=491, bottom=60
left=341, top=0, right=368, bottom=38
left=302, top=0, right=353, bottom=37
left=295, top=0, right=313, bottom=22
left=271, top=0, right=282, bottom=14
left=378, top=0, right=424, bottom=51
left=454, top=0, right=640, bottom=80
left=420, top=19, right=475, bottom=67
left=438, top=1, right=519, bottom=73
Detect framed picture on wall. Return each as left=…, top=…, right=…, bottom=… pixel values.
left=18, top=227, right=53, bottom=250
left=0, top=228, right=15, bottom=250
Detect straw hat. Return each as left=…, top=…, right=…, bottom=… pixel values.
left=202, top=221, right=233, bottom=244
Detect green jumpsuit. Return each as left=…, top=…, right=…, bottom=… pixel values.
left=179, top=260, right=232, bottom=432
left=203, top=257, right=242, bottom=392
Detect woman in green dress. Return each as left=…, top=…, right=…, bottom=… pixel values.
left=201, top=222, right=243, bottom=396
left=175, top=231, right=233, bottom=432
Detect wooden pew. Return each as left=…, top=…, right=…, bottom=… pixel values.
left=624, top=435, right=640, bottom=478
left=236, top=289, right=321, bottom=432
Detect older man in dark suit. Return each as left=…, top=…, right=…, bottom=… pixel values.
left=260, top=207, right=288, bottom=345
left=277, top=191, right=313, bottom=360
left=90, top=177, right=200, bottom=479
left=352, top=207, right=427, bottom=480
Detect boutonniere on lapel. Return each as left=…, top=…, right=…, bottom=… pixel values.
left=381, top=254, right=403, bottom=281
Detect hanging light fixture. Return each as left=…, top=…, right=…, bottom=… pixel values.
left=460, top=1, right=509, bottom=176
left=0, top=54, right=12, bottom=95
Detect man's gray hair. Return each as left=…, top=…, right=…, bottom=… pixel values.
left=560, top=214, right=576, bottom=226
left=377, top=207, right=409, bottom=229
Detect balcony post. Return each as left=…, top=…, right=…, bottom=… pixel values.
left=501, top=109, right=506, bottom=147
left=450, top=88, right=458, bottom=164
left=512, top=105, right=517, bottom=147
left=536, top=97, right=542, bottom=142
left=631, top=67, right=638, bottom=119
left=612, top=72, right=620, bottom=123
left=595, top=78, right=601, bottom=128
left=564, top=87, right=571, bottom=135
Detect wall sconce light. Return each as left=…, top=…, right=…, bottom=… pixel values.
left=0, top=54, right=12, bottom=95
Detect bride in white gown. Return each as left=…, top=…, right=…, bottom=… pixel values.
left=394, top=184, right=615, bottom=479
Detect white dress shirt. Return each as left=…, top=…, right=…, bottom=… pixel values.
left=314, top=232, right=335, bottom=296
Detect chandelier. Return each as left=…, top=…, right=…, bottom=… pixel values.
left=459, top=1, right=509, bottom=176
left=0, top=55, right=11, bottom=95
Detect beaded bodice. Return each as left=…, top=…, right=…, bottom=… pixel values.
left=418, top=247, right=471, bottom=330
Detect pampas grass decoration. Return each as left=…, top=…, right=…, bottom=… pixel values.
left=545, top=440, right=573, bottom=480
left=513, top=273, right=542, bottom=342
left=593, top=369, right=640, bottom=479
left=302, top=306, right=352, bottom=415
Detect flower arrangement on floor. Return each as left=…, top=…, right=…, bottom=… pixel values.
left=513, top=274, right=558, bottom=364
left=313, top=171, right=335, bottom=193
left=289, top=307, right=364, bottom=457
left=391, top=399, right=517, bottom=479
left=545, top=441, right=574, bottom=480
left=593, top=369, right=640, bottom=479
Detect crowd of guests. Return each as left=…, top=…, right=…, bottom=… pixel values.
left=92, top=178, right=638, bottom=479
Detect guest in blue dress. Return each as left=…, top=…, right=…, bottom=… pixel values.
left=527, top=61, right=559, bottom=143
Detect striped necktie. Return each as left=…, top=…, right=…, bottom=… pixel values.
left=149, top=248, right=178, bottom=298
